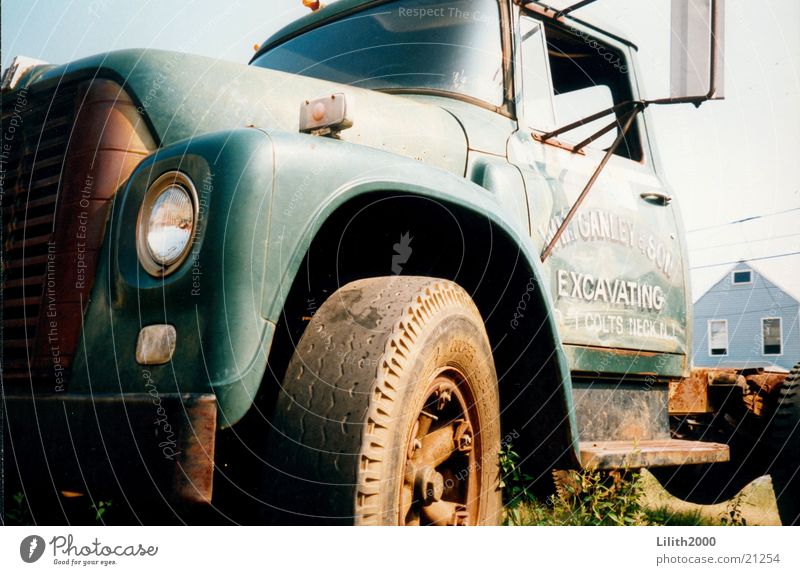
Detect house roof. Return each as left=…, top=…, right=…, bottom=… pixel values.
left=696, top=260, right=800, bottom=305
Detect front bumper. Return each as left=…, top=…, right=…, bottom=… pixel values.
left=4, top=391, right=216, bottom=514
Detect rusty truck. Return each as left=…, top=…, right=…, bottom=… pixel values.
left=3, top=0, right=799, bottom=525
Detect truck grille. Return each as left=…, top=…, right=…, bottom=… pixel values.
left=2, top=78, right=155, bottom=386
left=2, top=81, right=78, bottom=380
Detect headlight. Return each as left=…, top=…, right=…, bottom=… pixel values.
left=137, top=171, right=198, bottom=276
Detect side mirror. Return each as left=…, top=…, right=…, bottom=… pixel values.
left=670, top=0, right=724, bottom=100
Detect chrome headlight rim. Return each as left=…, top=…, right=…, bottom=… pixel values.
left=136, top=171, right=199, bottom=277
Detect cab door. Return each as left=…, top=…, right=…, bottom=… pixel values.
left=508, top=11, right=689, bottom=371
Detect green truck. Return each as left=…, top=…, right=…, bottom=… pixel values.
left=3, top=0, right=798, bottom=525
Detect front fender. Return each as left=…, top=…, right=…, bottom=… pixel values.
left=263, top=131, right=536, bottom=318
left=261, top=131, right=578, bottom=456
left=71, top=127, right=275, bottom=428
left=74, top=126, right=577, bottom=453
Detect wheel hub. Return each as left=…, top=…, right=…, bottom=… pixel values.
left=399, top=372, right=481, bottom=526
left=415, top=467, right=444, bottom=504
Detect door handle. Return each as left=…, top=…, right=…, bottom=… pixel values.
left=640, top=191, right=672, bottom=205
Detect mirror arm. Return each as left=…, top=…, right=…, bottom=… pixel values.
left=542, top=94, right=711, bottom=150
left=646, top=95, right=709, bottom=108
left=539, top=99, right=641, bottom=141
left=540, top=103, right=643, bottom=263
left=572, top=115, right=621, bottom=153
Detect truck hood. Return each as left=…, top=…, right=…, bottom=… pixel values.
left=27, top=49, right=468, bottom=175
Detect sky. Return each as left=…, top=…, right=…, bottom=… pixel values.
left=3, top=0, right=799, bottom=301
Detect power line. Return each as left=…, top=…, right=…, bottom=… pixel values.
left=691, top=232, right=800, bottom=252
left=687, top=207, right=800, bottom=233
left=690, top=251, right=800, bottom=270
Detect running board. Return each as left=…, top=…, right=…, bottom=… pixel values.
left=579, top=439, right=730, bottom=470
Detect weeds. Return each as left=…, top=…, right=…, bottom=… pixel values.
left=644, top=506, right=713, bottom=526
left=92, top=500, right=113, bottom=523
left=720, top=492, right=747, bottom=526
left=499, top=444, right=539, bottom=526
left=5, top=491, right=115, bottom=525
left=499, top=444, right=739, bottom=526
left=499, top=445, right=535, bottom=504
left=520, top=468, right=648, bottom=526
left=5, top=491, right=33, bottom=526
left=502, top=467, right=698, bottom=526
left=500, top=441, right=646, bottom=525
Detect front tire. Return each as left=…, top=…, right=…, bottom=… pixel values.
left=263, top=276, right=501, bottom=525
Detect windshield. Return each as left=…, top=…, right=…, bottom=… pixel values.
left=252, top=0, right=504, bottom=107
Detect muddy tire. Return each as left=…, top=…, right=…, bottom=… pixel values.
left=262, top=276, right=502, bottom=525
left=767, top=361, right=800, bottom=525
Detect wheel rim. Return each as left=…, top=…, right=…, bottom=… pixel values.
left=399, top=369, right=482, bottom=526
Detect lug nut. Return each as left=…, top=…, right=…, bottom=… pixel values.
left=415, top=467, right=444, bottom=505
left=436, top=387, right=452, bottom=410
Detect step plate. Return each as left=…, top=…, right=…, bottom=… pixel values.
left=579, top=439, right=730, bottom=470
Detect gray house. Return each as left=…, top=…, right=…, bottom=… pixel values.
left=692, top=262, right=799, bottom=371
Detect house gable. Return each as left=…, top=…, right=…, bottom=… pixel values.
left=692, top=263, right=799, bottom=370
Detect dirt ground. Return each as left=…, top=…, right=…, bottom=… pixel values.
left=640, top=470, right=782, bottom=525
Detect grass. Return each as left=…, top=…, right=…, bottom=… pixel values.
left=4, top=492, right=114, bottom=526
left=5, top=491, right=33, bottom=526
left=500, top=446, right=750, bottom=526
left=502, top=471, right=743, bottom=526
left=643, top=506, right=714, bottom=526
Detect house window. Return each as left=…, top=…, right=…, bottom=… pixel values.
left=708, top=320, right=728, bottom=356
left=762, top=318, right=783, bottom=355
left=732, top=270, right=752, bottom=284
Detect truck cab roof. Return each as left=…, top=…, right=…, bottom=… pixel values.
left=251, top=0, right=637, bottom=64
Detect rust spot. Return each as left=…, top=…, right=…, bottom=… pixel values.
left=746, top=372, right=786, bottom=395
left=174, top=394, right=217, bottom=504
left=3, top=78, right=155, bottom=386
left=670, top=368, right=789, bottom=417
left=523, top=3, right=567, bottom=23
left=669, top=372, right=710, bottom=415
left=532, top=132, right=586, bottom=155
left=575, top=344, right=660, bottom=358
left=579, top=439, right=729, bottom=470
